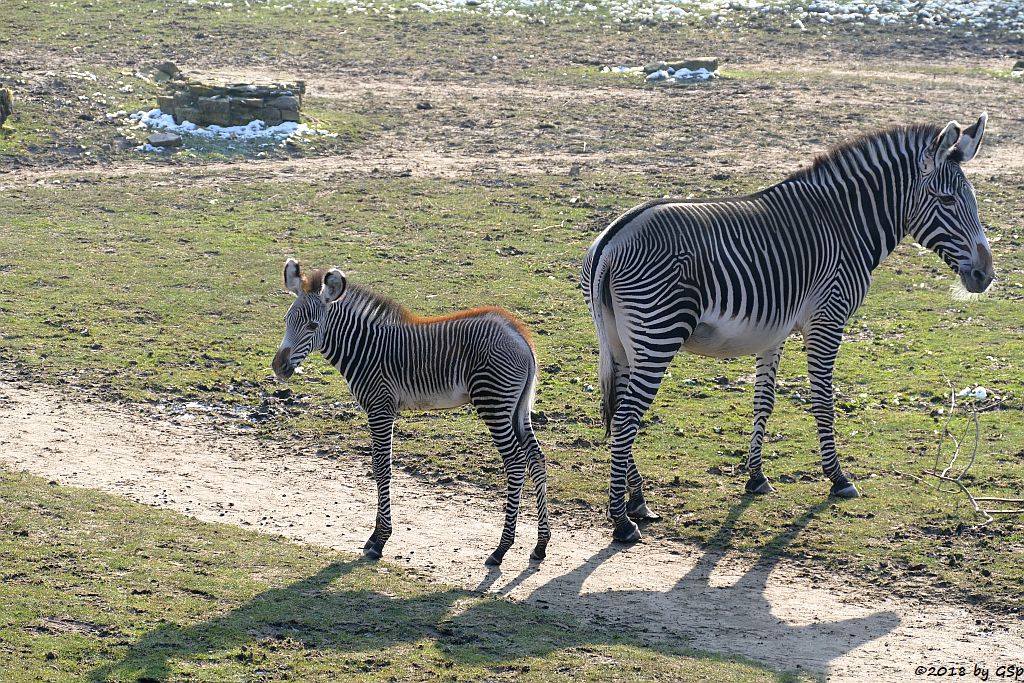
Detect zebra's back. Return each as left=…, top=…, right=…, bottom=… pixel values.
left=589, top=190, right=846, bottom=357
left=382, top=311, right=536, bottom=411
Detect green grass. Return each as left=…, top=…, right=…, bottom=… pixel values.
left=2, top=170, right=1023, bottom=615
left=0, top=469, right=806, bottom=682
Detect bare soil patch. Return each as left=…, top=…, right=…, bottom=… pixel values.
left=2, top=381, right=1020, bottom=682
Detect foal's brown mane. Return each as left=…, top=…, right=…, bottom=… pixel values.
left=410, top=306, right=534, bottom=347
left=305, top=268, right=532, bottom=346
left=301, top=269, right=326, bottom=294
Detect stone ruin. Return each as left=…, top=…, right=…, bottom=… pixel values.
left=150, top=62, right=304, bottom=128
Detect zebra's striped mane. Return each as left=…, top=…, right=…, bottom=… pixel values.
left=785, top=124, right=944, bottom=183
left=340, top=283, right=413, bottom=325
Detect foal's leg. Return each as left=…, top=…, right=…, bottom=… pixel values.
left=481, top=415, right=527, bottom=566
left=745, top=344, right=783, bottom=494
left=804, top=322, right=859, bottom=498
left=363, top=408, right=397, bottom=559
left=520, top=426, right=551, bottom=561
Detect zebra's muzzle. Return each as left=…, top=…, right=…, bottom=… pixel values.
left=272, top=347, right=295, bottom=380
left=958, top=265, right=994, bottom=294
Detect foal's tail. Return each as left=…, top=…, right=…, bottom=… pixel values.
left=512, top=344, right=539, bottom=451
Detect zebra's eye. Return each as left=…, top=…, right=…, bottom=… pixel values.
left=306, top=321, right=319, bottom=331
left=937, top=194, right=957, bottom=206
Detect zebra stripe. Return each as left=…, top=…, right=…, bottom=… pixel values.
left=582, top=115, right=993, bottom=542
left=273, top=259, right=551, bottom=566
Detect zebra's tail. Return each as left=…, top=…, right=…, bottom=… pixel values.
left=512, top=345, right=539, bottom=447
left=587, top=256, right=625, bottom=439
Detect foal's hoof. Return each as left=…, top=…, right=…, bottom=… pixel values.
left=530, top=539, right=549, bottom=562
left=612, top=517, right=642, bottom=544
left=626, top=492, right=662, bottom=521
left=830, top=479, right=860, bottom=499
left=745, top=474, right=775, bottom=495
left=485, top=551, right=505, bottom=567
left=362, top=536, right=386, bottom=560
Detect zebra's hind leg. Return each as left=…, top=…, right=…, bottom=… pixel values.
left=522, top=428, right=551, bottom=562
left=624, top=421, right=659, bottom=520
left=609, top=354, right=680, bottom=543
left=805, top=322, right=860, bottom=499
left=745, top=345, right=783, bottom=495
left=486, top=451, right=527, bottom=566
left=625, top=485, right=661, bottom=521
left=479, top=412, right=527, bottom=566
left=363, top=409, right=397, bottom=560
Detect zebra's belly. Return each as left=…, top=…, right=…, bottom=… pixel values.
left=683, top=313, right=795, bottom=358
left=399, top=387, right=471, bottom=411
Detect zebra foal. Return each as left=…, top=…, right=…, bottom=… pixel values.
left=582, top=115, right=995, bottom=542
left=272, top=259, right=551, bottom=565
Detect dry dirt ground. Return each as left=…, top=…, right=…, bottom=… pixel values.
left=2, top=380, right=1021, bottom=682
left=5, top=61, right=1023, bottom=189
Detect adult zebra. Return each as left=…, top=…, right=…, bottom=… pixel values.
left=582, top=115, right=994, bottom=543
left=272, top=259, right=550, bottom=565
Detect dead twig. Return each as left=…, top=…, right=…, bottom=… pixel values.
left=914, top=375, right=1024, bottom=524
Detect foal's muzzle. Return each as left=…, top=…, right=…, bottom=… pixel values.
left=272, top=347, right=295, bottom=380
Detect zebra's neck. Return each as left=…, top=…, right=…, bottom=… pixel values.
left=319, top=285, right=409, bottom=377
left=776, top=126, right=934, bottom=273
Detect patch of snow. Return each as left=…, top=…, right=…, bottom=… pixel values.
left=128, top=109, right=338, bottom=152
left=642, top=66, right=718, bottom=83
left=956, top=386, right=989, bottom=400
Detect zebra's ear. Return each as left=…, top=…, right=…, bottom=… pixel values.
left=924, top=120, right=962, bottom=172
left=284, top=258, right=303, bottom=296
left=956, top=112, right=987, bottom=164
left=321, top=268, right=347, bottom=304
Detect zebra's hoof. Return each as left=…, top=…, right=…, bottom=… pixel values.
left=485, top=551, right=505, bottom=567
left=530, top=540, right=549, bottom=562
left=612, top=517, right=642, bottom=544
left=745, top=474, right=775, bottom=495
left=626, top=492, right=661, bottom=521
left=830, top=480, right=860, bottom=499
left=362, top=544, right=383, bottom=560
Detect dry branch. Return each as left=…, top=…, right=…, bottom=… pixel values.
left=909, top=376, right=1024, bottom=525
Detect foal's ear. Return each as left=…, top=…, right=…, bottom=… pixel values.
left=956, top=112, right=987, bottom=164
left=284, top=258, right=303, bottom=296
left=924, top=120, right=962, bottom=172
left=321, top=268, right=347, bottom=304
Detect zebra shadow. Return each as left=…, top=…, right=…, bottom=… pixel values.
left=89, top=502, right=897, bottom=682
left=87, top=558, right=778, bottom=682
left=490, top=498, right=900, bottom=680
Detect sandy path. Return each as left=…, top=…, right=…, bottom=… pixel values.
left=1, top=381, right=1020, bottom=681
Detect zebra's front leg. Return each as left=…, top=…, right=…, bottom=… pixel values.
left=363, top=410, right=397, bottom=560
left=745, top=345, right=783, bottom=495
left=805, top=324, right=859, bottom=499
